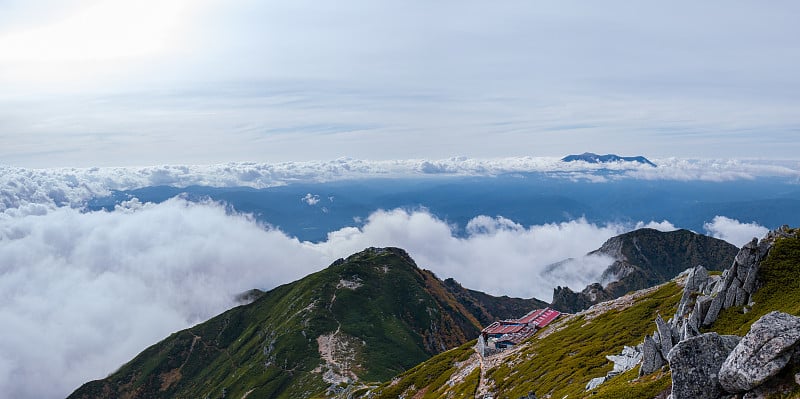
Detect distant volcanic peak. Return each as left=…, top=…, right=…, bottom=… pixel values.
left=561, top=152, right=657, bottom=167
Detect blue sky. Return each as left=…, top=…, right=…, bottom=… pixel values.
left=1, top=0, right=799, bottom=167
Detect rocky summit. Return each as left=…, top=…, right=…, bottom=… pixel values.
left=551, top=228, right=738, bottom=312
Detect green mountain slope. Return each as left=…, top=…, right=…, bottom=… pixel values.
left=552, top=228, right=738, bottom=312
left=366, top=231, right=800, bottom=399
left=69, top=247, right=488, bottom=399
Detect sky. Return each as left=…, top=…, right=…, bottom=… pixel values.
left=1, top=0, right=799, bottom=167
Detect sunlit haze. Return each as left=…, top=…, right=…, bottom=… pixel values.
left=1, top=1, right=799, bottom=166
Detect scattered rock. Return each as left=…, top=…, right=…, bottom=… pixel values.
left=639, top=335, right=665, bottom=376
left=690, top=296, right=712, bottom=330
left=585, top=345, right=643, bottom=390
left=585, top=376, right=607, bottom=391
left=676, top=266, right=708, bottom=318
left=718, top=311, right=800, bottom=393
left=607, top=345, right=642, bottom=375
left=686, top=265, right=709, bottom=292
left=656, top=314, right=675, bottom=360
left=703, top=289, right=726, bottom=327
left=667, top=332, right=740, bottom=399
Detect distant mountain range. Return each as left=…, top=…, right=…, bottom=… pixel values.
left=561, top=152, right=657, bottom=167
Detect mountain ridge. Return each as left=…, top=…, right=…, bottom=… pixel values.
left=551, top=228, right=738, bottom=312
left=68, top=247, right=546, bottom=399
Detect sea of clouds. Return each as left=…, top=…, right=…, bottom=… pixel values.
left=2, top=156, right=799, bottom=212
left=0, top=158, right=782, bottom=398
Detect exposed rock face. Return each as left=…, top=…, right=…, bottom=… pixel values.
left=718, top=311, right=800, bottom=393
left=667, top=332, right=741, bottom=399
left=635, top=227, right=800, bottom=398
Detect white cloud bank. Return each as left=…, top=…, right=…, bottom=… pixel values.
left=703, top=216, right=770, bottom=247
left=0, top=199, right=329, bottom=399
left=0, top=199, right=632, bottom=398
left=0, top=189, right=778, bottom=398
left=2, top=157, right=799, bottom=213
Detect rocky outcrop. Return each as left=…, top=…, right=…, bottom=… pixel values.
left=655, top=314, right=674, bottom=360
left=702, top=237, right=771, bottom=327
left=627, top=226, right=799, bottom=397
left=585, top=229, right=766, bottom=391
left=636, top=227, right=788, bottom=381
left=664, top=310, right=800, bottom=399
left=718, top=311, right=800, bottom=393
left=667, top=333, right=741, bottom=399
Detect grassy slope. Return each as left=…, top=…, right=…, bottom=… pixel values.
left=486, top=282, right=682, bottom=399
left=369, top=281, right=683, bottom=399
left=370, top=341, right=480, bottom=399
left=69, top=248, right=483, bottom=399
left=369, top=232, right=800, bottom=399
